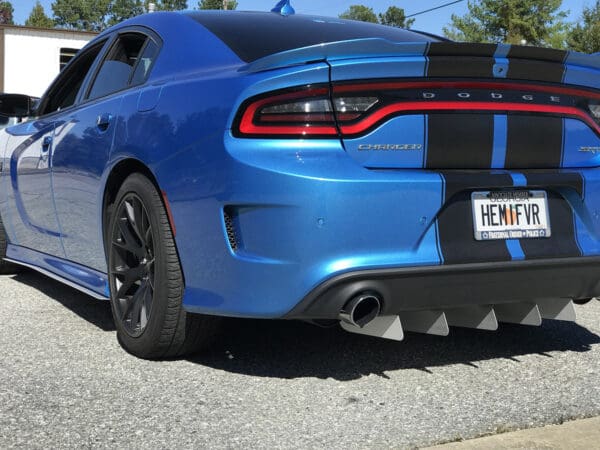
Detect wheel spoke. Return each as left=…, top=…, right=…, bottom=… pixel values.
left=135, top=199, right=149, bottom=243
left=117, top=280, right=134, bottom=300
left=115, top=270, right=147, bottom=306
left=129, top=282, right=147, bottom=329
left=145, top=226, right=153, bottom=255
left=118, top=296, right=132, bottom=321
left=117, top=217, right=145, bottom=259
left=143, top=280, right=153, bottom=316
left=113, top=264, right=144, bottom=283
left=146, top=259, right=155, bottom=290
left=140, top=282, right=153, bottom=329
left=126, top=197, right=148, bottom=247
left=125, top=200, right=142, bottom=242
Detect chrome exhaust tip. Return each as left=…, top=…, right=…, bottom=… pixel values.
left=339, top=293, right=382, bottom=328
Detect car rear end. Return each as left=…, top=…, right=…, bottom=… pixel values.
left=176, top=12, right=600, bottom=340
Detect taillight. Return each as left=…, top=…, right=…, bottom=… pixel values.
left=589, top=103, right=600, bottom=124
left=233, top=85, right=338, bottom=138
left=234, top=81, right=600, bottom=138
left=332, top=81, right=600, bottom=137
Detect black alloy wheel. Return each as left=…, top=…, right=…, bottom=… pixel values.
left=107, top=173, right=220, bottom=359
left=110, top=193, right=155, bottom=337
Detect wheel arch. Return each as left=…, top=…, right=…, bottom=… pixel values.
left=102, top=158, right=180, bottom=279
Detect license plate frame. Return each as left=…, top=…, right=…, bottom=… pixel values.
left=471, top=190, right=552, bottom=241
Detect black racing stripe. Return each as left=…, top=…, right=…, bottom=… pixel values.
left=442, top=172, right=515, bottom=205
left=426, top=114, right=494, bottom=169
left=506, top=46, right=567, bottom=63
left=437, top=172, right=513, bottom=264
left=518, top=191, right=582, bottom=259
left=428, top=42, right=497, bottom=57
left=505, top=115, right=563, bottom=169
left=427, top=56, right=494, bottom=77
left=523, top=171, right=584, bottom=197
left=506, top=61, right=565, bottom=83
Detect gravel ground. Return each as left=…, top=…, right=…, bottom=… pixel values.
left=0, top=270, right=599, bottom=449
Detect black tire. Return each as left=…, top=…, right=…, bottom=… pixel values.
left=107, top=173, right=220, bottom=359
left=0, top=215, right=19, bottom=275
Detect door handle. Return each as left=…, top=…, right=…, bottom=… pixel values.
left=41, top=136, right=52, bottom=153
left=96, top=113, right=113, bottom=131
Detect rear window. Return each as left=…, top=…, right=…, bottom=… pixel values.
left=186, top=11, right=439, bottom=63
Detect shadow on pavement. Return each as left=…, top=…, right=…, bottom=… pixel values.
left=10, top=269, right=600, bottom=380
left=11, top=270, right=115, bottom=332
left=190, top=313, right=600, bottom=380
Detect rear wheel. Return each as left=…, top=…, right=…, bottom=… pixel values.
left=0, top=215, right=18, bottom=275
left=107, top=173, right=219, bottom=359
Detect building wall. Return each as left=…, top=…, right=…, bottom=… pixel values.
left=3, top=28, right=96, bottom=97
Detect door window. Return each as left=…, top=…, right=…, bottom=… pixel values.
left=87, top=33, right=154, bottom=101
left=38, top=40, right=107, bottom=116
left=130, top=40, right=160, bottom=86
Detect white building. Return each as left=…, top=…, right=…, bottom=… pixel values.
left=0, top=25, right=97, bottom=97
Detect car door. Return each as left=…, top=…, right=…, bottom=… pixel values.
left=51, top=31, right=159, bottom=272
left=2, top=40, right=108, bottom=257
left=3, top=119, right=61, bottom=256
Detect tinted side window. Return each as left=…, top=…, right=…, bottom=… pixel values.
left=87, top=34, right=146, bottom=101
left=40, top=41, right=106, bottom=116
left=130, top=40, right=159, bottom=86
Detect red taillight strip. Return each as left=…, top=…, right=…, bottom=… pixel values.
left=237, top=87, right=339, bottom=136
left=334, top=81, right=600, bottom=100
left=339, top=101, right=600, bottom=136
left=239, top=121, right=338, bottom=136
left=260, top=113, right=341, bottom=123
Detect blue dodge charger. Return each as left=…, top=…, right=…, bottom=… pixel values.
left=1, top=3, right=599, bottom=358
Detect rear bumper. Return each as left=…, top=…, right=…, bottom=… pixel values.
left=161, top=135, right=600, bottom=319
left=285, top=256, right=600, bottom=320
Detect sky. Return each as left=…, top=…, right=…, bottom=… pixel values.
left=13, top=0, right=586, bottom=35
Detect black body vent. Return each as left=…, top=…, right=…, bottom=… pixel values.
left=223, top=208, right=238, bottom=251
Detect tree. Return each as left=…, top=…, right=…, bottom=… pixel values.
left=567, top=1, right=600, bottom=53
left=339, top=5, right=378, bottom=23
left=379, top=6, right=414, bottom=29
left=52, top=0, right=111, bottom=31
left=108, top=0, right=145, bottom=26
left=154, top=0, right=187, bottom=10
left=198, top=0, right=238, bottom=9
left=443, top=0, right=568, bottom=47
left=0, top=1, right=14, bottom=25
left=26, top=1, right=54, bottom=28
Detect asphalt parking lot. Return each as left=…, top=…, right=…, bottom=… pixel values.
left=1, top=270, right=599, bottom=448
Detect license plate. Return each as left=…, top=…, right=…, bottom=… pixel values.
left=471, top=190, right=551, bottom=241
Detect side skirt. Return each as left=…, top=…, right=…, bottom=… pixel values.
left=4, top=244, right=109, bottom=300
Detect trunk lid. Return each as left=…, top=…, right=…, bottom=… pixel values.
left=246, top=40, right=600, bottom=170
left=327, top=42, right=600, bottom=170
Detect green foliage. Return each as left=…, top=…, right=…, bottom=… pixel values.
left=108, top=0, right=144, bottom=26
left=567, top=1, right=600, bottom=53
left=340, top=5, right=413, bottom=29
left=50, top=0, right=188, bottom=30
left=154, top=0, right=187, bottom=10
left=198, top=0, right=238, bottom=9
left=0, top=1, right=14, bottom=25
left=52, top=0, right=111, bottom=31
left=26, top=1, right=54, bottom=28
left=339, top=5, right=378, bottom=23
left=378, top=6, right=414, bottom=29
left=443, top=0, right=568, bottom=47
